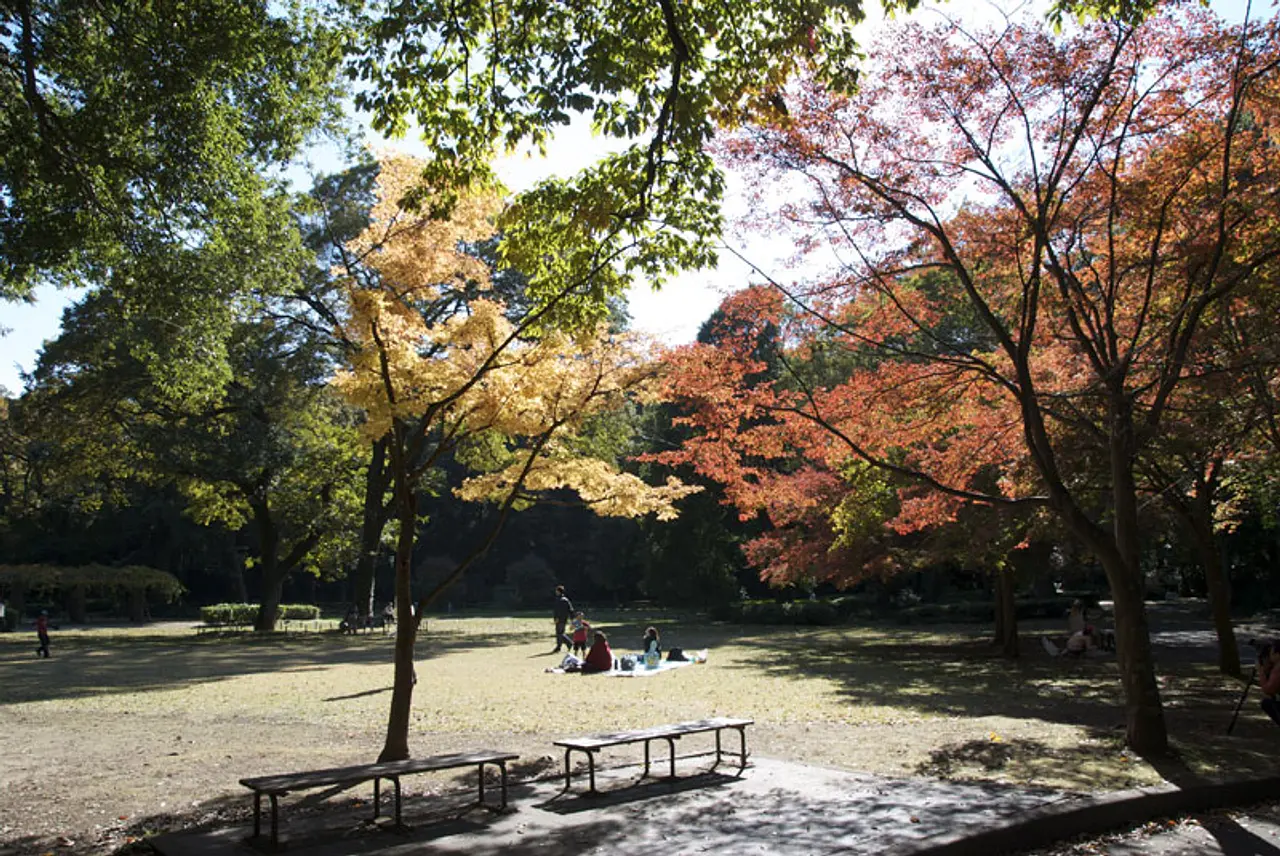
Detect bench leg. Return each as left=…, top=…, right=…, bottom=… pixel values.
left=500, top=761, right=508, bottom=809
left=643, top=740, right=652, bottom=778
left=478, top=762, right=485, bottom=805
left=269, top=794, right=279, bottom=848
left=393, top=777, right=402, bottom=828
left=665, top=737, right=677, bottom=779
left=715, top=729, right=723, bottom=767
left=736, top=726, right=749, bottom=773
left=563, top=748, right=598, bottom=794
left=373, top=777, right=381, bottom=820
left=252, top=793, right=261, bottom=840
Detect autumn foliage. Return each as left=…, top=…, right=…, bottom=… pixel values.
left=657, top=6, right=1280, bottom=753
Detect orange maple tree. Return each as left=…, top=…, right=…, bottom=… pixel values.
left=658, top=5, right=1280, bottom=754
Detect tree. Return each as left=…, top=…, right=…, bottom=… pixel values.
left=664, top=6, right=1280, bottom=754
left=1, top=0, right=345, bottom=391
left=20, top=292, right=367, bottom=630
left=330, top=155, right=699, bottom=761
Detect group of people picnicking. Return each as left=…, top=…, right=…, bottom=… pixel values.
left=1042, top=599, right=1115, bottom=659
left=551, top=585, right=682, bottom=674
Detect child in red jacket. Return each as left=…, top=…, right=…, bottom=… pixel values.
left=35, top=610, right=51, bottom=658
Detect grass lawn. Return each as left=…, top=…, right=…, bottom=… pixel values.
left=0, top=608, right=1272, bottom=855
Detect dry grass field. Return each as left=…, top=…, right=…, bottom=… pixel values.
left=0, top=606, right=1272, bottom=856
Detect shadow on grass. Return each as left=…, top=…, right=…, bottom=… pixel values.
left=323, top=686, right=394, bottom=702
left=0, top=628, right=532, bottom=708
left=714, top=622, right=1280, bottom=786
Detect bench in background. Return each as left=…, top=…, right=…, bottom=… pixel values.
left=239, top=749, right=518, bottom=846
left=554, top=717, right=752, bottom=793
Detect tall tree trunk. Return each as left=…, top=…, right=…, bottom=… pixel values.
left=127, top=587, right=147, bottom=622
left=379, top=458, right=418, bottom=762
left=1106, top=563, right=1167, bottom=754
left=1038, top=395, right=1168, bottom=755
left=1161, top=463, right=1240, bottom=678
left=1105, top=403, right=1168, bottom=755
left=1189, top=515, right=1240, bottom=677
left=352, top=436, right=390, bottom=621
left=66, top=584, right=87, bottom=624
left=993, top=569, right=1018, bottom=659
left=253, top=503, right=284, bottom=632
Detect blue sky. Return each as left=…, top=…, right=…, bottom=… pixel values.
left=0, top=0, right=1258, bottom=395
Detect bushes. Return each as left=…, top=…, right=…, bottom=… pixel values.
left=709, top=594, right=1076, bottom=626
left=198, top=603, right=321, bottom=626
left=708, top=598, right=840, bottom=626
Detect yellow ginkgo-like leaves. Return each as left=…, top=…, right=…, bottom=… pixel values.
left=331, top=154, right=700, bottom=521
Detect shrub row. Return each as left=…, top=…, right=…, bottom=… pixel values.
left=708, top=595, right=1075, bottom=626
left=708, top=599, right=840, bottom=625
left=893, top=597, right=1071, bottom=624
left=198, top=603, right=321, bottom=625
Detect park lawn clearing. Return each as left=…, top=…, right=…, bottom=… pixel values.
left=0, top=613, right=1269, bottom=856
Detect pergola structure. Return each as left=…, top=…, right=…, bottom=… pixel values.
left=0, top=564, right=183, bottom=627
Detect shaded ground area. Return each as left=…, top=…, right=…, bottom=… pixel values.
left=1024, top=801, right=1280, bottom=855
left=150, top=757, right=1075, bottom=856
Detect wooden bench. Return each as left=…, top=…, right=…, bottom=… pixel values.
left=239, top=750, right=518, bottom=846
left=554, top=717, right=752, bottom=793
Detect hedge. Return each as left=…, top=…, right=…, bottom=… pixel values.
left=0, top=564, right=184, bottom=599
left=709, top=595, right=1077, bottom=626
left=708, top=599, right=840, bottom=626
left=198, top=604, right=321, bottom=625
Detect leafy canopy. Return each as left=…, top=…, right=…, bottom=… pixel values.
left=1, top=0, right=346, bottom=392
left=330, top=154, right=701, bottom=520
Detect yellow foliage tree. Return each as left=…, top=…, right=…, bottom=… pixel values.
left=331, top=155, right=699, bottom=761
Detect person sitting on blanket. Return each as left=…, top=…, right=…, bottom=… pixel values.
left=642, top=626, right=661, bottom=656
left=582, top=630, right=614, bottom=673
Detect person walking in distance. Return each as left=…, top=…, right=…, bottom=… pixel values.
left=552, top=586, right=574, bottom=653
left=35, top=610, right=51, bottom=658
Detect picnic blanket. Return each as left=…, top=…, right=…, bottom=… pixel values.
left=605, top=659, right=694, bottom=677
left=544, top=655, right=702, bottom=676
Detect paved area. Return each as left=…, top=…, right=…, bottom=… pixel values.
left=152, top=756, right=1077, bottom=856
left=1109, top=815, right=1280, bottom=855
left=1072, top=804, right=1280, bottom=855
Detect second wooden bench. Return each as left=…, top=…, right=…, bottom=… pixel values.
left=239, top=749, right=518, bottom=846
left=554, top=717, right=752, bottom=793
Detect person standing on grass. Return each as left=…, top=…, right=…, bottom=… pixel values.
left=1258, top=640, right=1280, bottom=727
left=552, top=585, right=574, bottom=653
left=570, top=611, right=590, bottom=657
left=35, top=610, right=51, bottom=658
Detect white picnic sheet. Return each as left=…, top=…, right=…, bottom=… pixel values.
left=544, top=658, right=698, bottom=676
left=605, top=658, right=694, bottom=677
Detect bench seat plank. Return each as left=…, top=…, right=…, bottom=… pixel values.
left=240, top=749, right=518, bottom=847
left=554, top=718, right=752, bottom=793
left=239, top=751, right=518, bottom=794
left=553, top=718, right=752, bottom=751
